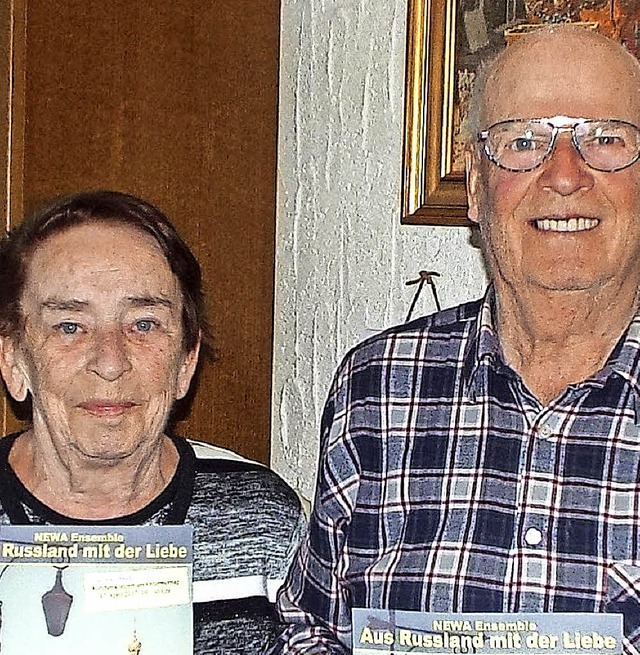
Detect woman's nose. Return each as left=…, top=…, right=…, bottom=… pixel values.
left=87, top=328, right=132, bottom=381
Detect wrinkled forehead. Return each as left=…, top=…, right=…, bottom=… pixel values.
left=23, top=222, right=180, bottom=299
left=27, top=219, right=171, bottom=275
left=481, top=29, right=640, bottom=127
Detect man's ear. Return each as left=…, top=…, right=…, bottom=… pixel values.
left=0, top=336, right=29, bottom=402
left=465, top=149, right=480, bottom=224
left=175, top=336, right=201, bottom=401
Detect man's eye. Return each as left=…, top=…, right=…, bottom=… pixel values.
left=583, top=125, right=628, bottom=149
left=134, top=319, right=157, bottom=333
left=510, top=137, right=538, bottom=152
left=595, top=135, right=623, bottom=147
left=57, top=322, right=80, bottom=335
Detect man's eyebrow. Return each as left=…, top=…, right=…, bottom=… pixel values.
left=40, top=299, right=89, bottom=312
left=126, top=296, right=174, bottom=309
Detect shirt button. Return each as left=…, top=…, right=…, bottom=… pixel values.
left=538, top=424, right=552, bottom=438
left=524, top=527, right=543, bottom=546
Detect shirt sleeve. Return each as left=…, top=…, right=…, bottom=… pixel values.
left=267, top=358, right=362, bottom=654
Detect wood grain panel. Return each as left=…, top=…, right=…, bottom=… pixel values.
left=8, top=0, right=281, bottom=462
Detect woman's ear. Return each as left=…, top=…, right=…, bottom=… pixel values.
left=175, top=336, right=201, bottom=401
left=0, top=336, right=30, bottom=402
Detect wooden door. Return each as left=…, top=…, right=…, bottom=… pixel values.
left=1, top=0, right=280, bottom=463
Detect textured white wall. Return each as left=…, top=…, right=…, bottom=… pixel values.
left=271, top=0, right=488, bottom=503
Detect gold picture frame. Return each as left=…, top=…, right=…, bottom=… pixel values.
left=401, top=0, right=638, bottom=226
left=402, top=0, right=468, bottom=226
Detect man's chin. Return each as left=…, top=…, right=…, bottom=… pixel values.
left=496, top=269, right=604, bottom=295
left=531, top=279, right=602, bottom=293
left=520, top=267, right=609, bottom=294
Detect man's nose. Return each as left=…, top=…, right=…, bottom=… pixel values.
left=87, top=328, right=132, bottom=381
left=537, top=133, right=595, bottom=195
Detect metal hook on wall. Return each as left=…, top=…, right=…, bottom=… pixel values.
left=405, top=270, right=441, bottom=322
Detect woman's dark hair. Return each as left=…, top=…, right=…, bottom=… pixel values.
left=0, top=190, right=207, bottom=353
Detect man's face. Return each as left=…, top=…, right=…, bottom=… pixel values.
left=1, top=222, right=199, bottom=464
left=467, top=33, right=640, bottom=297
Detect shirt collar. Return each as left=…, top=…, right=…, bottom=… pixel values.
left=462, top=287, right=505, bottom=399
left=463, top=287, right=640, bottom=402
left=600, top=311, right=640, bottom=397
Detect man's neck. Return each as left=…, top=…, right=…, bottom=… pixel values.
left=494, top=281, right=640, bottom=405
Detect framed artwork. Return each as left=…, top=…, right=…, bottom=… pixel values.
left=401, top=0, right=640, bottom=225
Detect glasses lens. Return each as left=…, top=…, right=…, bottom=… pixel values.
left=574, top=120, right=640, bottom=171
left=484, top=121, right=553, bottom=171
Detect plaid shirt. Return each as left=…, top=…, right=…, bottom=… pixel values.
left=269, top=290, right=640, bottom=655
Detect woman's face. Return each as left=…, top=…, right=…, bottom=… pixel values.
left=0, top=222, right=199, bottom=464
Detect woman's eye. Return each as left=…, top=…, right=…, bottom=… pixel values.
left=134, top=319, right=156, bottom=333
left=57, top=322, right=80, bottom=335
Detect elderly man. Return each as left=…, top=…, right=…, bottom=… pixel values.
left=268, top=25, right=640, bottom=654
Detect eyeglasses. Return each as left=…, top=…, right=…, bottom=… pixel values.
left=477, top=116, right=640, bottom=172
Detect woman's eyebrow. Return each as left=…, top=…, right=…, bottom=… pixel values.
left=40, top=298, right=89, bottom=312
left=38, top=297, right=174, bottom=312
left=126, top=295, right=174, bottom=309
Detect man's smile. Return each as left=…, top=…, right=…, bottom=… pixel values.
left=533, top=217, right=600, bottom=232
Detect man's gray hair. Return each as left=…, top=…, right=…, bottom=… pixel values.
left=459, top=58, right=495, bottom=149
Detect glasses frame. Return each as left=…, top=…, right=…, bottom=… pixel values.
left=477, top=115, right=640, bottom=173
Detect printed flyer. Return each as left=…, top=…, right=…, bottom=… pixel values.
left=352, top=610, right=623, bottom=655
left=0, top=524, right=192, bottom=654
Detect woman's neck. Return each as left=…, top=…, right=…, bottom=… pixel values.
left=8, top=430, right=178, bottom=520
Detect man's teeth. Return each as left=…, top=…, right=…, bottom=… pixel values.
left=535, top=217, right=599, bottom=232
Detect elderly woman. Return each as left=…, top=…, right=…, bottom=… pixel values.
left=0, top=190, right=305, bottom=653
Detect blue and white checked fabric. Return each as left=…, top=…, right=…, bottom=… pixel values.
left=268, top=289, right=640, bottom=655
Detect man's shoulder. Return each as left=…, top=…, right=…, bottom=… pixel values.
left=344, top=297, right=483, bottom=364
left=392, top=296, right=483, bottom=334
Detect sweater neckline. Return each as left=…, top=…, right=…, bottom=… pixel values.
left=0, top=432, right=196, bottom=525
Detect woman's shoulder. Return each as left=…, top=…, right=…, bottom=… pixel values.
left=187, top=438, right=256, bottom=464
left=184, top=438, right=304, bottom=523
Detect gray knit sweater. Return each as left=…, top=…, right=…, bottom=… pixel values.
left=0, top=433, right=306, bottom=654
